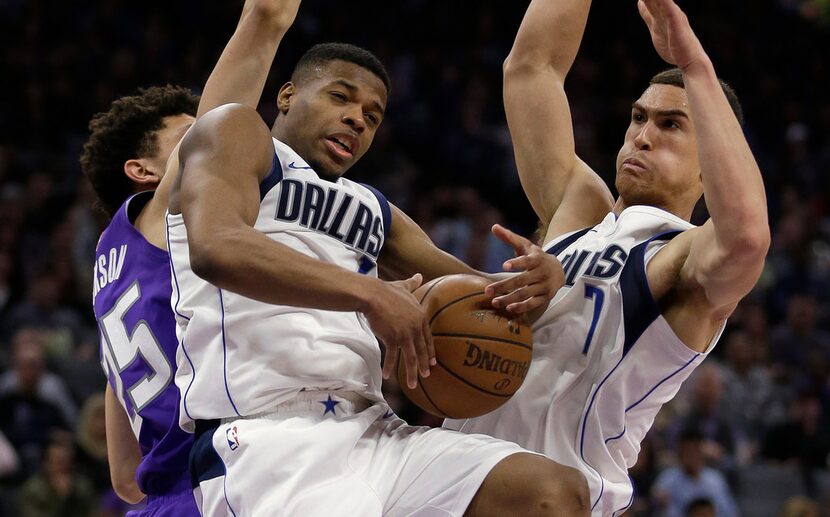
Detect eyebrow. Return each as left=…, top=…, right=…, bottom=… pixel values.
left=331, top=79, right=386, bottom=116
left=632, top=102, right=689, bottom=120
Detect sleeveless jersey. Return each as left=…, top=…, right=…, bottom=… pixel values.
left=167, top=138, right=392, bottom=431
left=445, top=206, right=723, bottom=516
left=94, top=192, right=194, bottom=495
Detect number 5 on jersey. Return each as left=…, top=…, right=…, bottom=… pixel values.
left=99, top=281, right=173, bottom=423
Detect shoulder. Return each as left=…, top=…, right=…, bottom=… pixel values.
left=181, top=104, right=272, bottom=158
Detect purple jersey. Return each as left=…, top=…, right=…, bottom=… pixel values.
left=93, top=192, right=195, bottom=501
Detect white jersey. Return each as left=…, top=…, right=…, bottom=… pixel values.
left=445, top=206, right=723, bottom=516
left=167, top=138, right=391, bottom=431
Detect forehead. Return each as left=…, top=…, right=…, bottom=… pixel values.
left=636, top=84, right=688, bottom=112
left=309, top=60, right=388, bottom=107
left=160, top=113, right=196, bottom=133
left=158, top=113, right=195, bottom=143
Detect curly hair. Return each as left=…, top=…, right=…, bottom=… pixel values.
left=80, top=85, right=199, bottom=217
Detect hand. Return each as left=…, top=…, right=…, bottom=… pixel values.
left=243, top=0, right=303, bottom=33
left=364, top=274, right=435, bottom=389
left=485, top=224, right=565, bottom=314
left=638, top=0, right=707, bottom=71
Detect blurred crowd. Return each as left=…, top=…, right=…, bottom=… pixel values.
left=1, top=0, right=828, bottom=515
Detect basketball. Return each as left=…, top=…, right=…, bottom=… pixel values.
left=397, top=274, right=533, bottom=419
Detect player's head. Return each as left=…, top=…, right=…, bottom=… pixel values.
left=615, top=68, right=743, bottom=218
left=272, top=43, right=390, bottom=180
left=81, top=85, right=198, bottom=217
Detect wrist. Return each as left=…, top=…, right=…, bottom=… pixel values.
left=243, top=3, right=295, bottom=34
left=355, top=276, right=384, bottom=315
left=679, top=55, right=715, bottom=78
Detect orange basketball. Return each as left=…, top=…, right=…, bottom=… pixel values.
left=397, top=274, right=533, bottom=419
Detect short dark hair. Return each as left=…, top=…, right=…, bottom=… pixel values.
left=291, top=42, right=391, bottom=95
left=649, top=68, right=744, bottom=126
left=80, top=85, right=199, bottom=217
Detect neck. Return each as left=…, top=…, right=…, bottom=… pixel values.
left=613, top=197, right=694, bottom=221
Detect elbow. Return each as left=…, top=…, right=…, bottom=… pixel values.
left=728, top=225, right=771, bottom=263
left=503, top=51, right=549, bottom=77
left=189, top=239, right=228, bottom=285
left=112, top=476, right=145, bottom=505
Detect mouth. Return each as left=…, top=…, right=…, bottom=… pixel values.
left=621, top=157, right=647, bottom=173
left=325, top=133, right=358, bottom=162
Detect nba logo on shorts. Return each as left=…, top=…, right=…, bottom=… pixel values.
left=226, top=426, right=240, bottom=451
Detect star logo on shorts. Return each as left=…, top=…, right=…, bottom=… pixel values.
left=319, top=394, right=341, bottom=415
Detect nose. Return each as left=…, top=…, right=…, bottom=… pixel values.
left=342, top=105, right=365, bottom=133
left=633, top=122, right=653, bottom=151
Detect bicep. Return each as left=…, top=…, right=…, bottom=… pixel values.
left=178, top=105, right=274, bottom=240
left=379, top=205, right=477, bottom=281
left=504, top=65, right=611, bottom=229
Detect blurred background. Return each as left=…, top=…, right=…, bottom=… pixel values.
left=0, top=0, right=828, bottom=515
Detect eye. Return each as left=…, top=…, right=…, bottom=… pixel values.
left=632, top=112, right=645, bottom=123
left=330, top=91, right=347, bottom=102
left=662, top=119, right=680, bottom=129
left=364, top=113, right=379, bottom=126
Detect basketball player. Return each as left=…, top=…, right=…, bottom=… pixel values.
left=167, top=43, right=589, bottom=516
left=84, top=0, right=304, bottom=512
left=445, top=0, right=770, bottom=515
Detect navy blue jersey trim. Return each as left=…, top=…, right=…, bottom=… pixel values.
left=190, top=422, right=224, bottom=487
left=259, top=152, right=282, bottom=200
left=360, top=183, right=392, bottom=245
left=618, top=230, right=683, bottom=357
left=546, top=227, right=592, bottom=256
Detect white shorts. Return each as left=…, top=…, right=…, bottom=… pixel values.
left=191, top=391, right=527, bottom=517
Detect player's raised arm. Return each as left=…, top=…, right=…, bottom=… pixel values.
left=197, top=0, right=302, bottom=117
left=640, top=0, right=770, bottom=319
left=504, top=0, right=613, bottom=241
left=173, top=104, right=433, bottom=388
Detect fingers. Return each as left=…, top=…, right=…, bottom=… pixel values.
left=414, top=328, right=432, bottom=377
left=424, top=317, right=436, bottom=366
left=399, top=338, right=420, bottom=389
left=503, top=296, right=548, bottom=315
left=501, top=254, right=534, bottom=273
left=491, top=224, right=532, bottom=256
left=487, top=268, right=540, bottom=299
left=637, top=0, right=654, bottom=27
left=402, top=273, right=424, bottom=293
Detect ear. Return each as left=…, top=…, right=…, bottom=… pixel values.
left=124, top=159, right=162, bottom=187
left=276, top=82, right=296, bottom=114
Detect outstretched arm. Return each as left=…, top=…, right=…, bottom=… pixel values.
left=147, top=0, right=302, bottom=248
left=173, top=104, right=433, bottom=388
left=196, top=0, right=301, bottom=117
left=642, top=0, right=770, bottom=345
left=503, top=0, right=613, bottom=243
